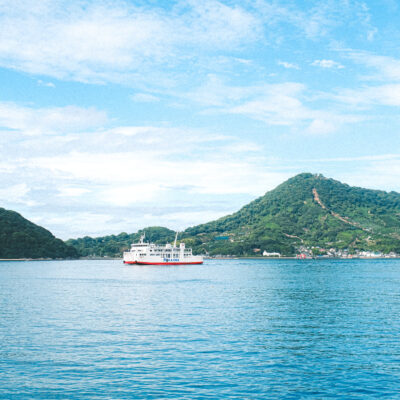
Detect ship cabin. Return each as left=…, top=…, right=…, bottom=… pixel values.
left=132, top=242, right=193, bottom=259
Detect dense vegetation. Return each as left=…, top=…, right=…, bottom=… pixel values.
left=66, top=227, right=176, bottom=257
left=0, top=208, right=78, bottom=259
left=67, top=173, right=400, bottom=257
left=182, top=173, right=400, bottom=256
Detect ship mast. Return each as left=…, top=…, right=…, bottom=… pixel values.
left=173, top=231, right=178, bottom=248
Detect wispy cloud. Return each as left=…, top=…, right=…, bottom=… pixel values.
left=37, top=80, right=55, bottom=88
left=0, top=102, right=107, bottom=135
left=311, top=59, right=344, bottom=69
left=278, top=61, right=299, bottom=70
left=252, top=0, right=376, bottom=41
left=0, top=0, right=262, bottom=85
left=130, top=93, right=160, bottom=103
left=28, top=150, right=283, bottom=197
left=347, top=51, right=400, bottom=81
left=185, top=76, right=362, bottom=135
left=339, top=158, right=400, bottom=191
left=333, top=84, right=400, bottom=107
left=0, top=183, right=36, bottom=206
left=0, top=0, right=377, bottom=88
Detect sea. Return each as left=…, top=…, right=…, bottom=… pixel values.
left=1, top=259, right=400, bottom=399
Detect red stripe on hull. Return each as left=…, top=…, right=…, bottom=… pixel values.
left=124, top=261, right=137, bottom=264
left=136, top=261, right=203, bottom=265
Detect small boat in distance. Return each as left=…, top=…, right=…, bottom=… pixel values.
left=123, top=232, right=203, bottom=265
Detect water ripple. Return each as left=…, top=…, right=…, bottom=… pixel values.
left=1, top=259, right=400, bottom=399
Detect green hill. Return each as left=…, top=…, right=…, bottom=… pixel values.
left=66, top=226, right=176, bottom=257
left=181, top=173, right=400, bottom=256
left=0, top=208, right=78, bottom=259
left=67, top=173, right=400, bottom=257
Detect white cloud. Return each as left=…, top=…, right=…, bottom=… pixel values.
left=226, top=82, right=307, bottom=126
left=37, top=80, right=55, bottom=88
left=224, top=141, right=261, bottom=153
left=311, top=59, right=344, bottom=69
left=278, top=61, right=299, bottom=69
left=184, top=76, right=363, bottom=134
left=348, top=52, right=400, bottom=81
left=185, top=74, right=256, bottom=107
left=202, top=80, right=360, bottom=134
left=0, top=102, right=106, bottom=135
left=130, top=93, right=160, bottom=103
left=253, top=0, right=376, bottom=42
left=339, top=159, right=400, bottom=192
left=306, top=119, right=336, bottom=135
left=334, top=84, right=400, bottom=107
left=0, top=0, right=261, bottom=84
left=107, top=126, right=158, bottom=137
left=101, top=184, right=165, bottom=206
left=31, top=211, right=120, bottom=239
left=0, top=183, right=36, bottom=206
left=0, top=123, right=289, bottom=225
left=28, top=150, right=288, bottom=197
left=367, top=27, right=378, bottom=41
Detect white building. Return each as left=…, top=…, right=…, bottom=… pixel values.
left=263, top=251, right=281, bottom=257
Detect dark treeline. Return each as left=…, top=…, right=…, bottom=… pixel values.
left=66, top=227, right=176, bottom=257
left=0, top=208, right=78, bottom=259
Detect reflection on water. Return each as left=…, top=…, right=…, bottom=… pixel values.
left=1, top=259, right=400, bottom=399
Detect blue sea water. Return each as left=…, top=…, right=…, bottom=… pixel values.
left=1, top=259, right=400, bottom=399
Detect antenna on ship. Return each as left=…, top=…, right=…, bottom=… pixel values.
left=140, top=231, right=145, bottom=244
left=173, top=231, right=178, bottom=248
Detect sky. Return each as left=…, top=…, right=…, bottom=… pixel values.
left=1, top=0, right=400, bottom=239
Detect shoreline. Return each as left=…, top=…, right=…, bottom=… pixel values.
left=208, top=256, right=400, bottom=260
left=2, top=256, right=400, bottom=261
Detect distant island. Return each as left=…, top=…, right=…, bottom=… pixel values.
left=1, top=173, right=400, bottom=260
left=67, top=173, right=400, bottom=259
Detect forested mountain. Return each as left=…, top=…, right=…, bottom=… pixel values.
left=182, top=173, right=400, bottom=256
left=66, top=226, right=176, bottom=257
left=67, top=173, right=400, bottom=257
left=0, top=208, right=78, bottom=259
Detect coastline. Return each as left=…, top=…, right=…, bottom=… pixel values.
left=2, top=256, right=400, bottom=262
left=206, top=256, right=400, bottom=260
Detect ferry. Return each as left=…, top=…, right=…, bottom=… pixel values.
left=123, top=233, right=203, bottom=265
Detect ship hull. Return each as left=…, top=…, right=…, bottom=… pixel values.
left=136, top=261, right=203, bottom=265
left=123, top=259, right=203, bottom=265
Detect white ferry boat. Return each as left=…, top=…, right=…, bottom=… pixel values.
left=123, top=233, right=203, bottom=265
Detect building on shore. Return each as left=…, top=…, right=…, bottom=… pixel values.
left=263, top=251, right=281, bottom=257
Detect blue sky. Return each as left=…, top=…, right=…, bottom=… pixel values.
left=1, top=0, right=400, bottom=239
